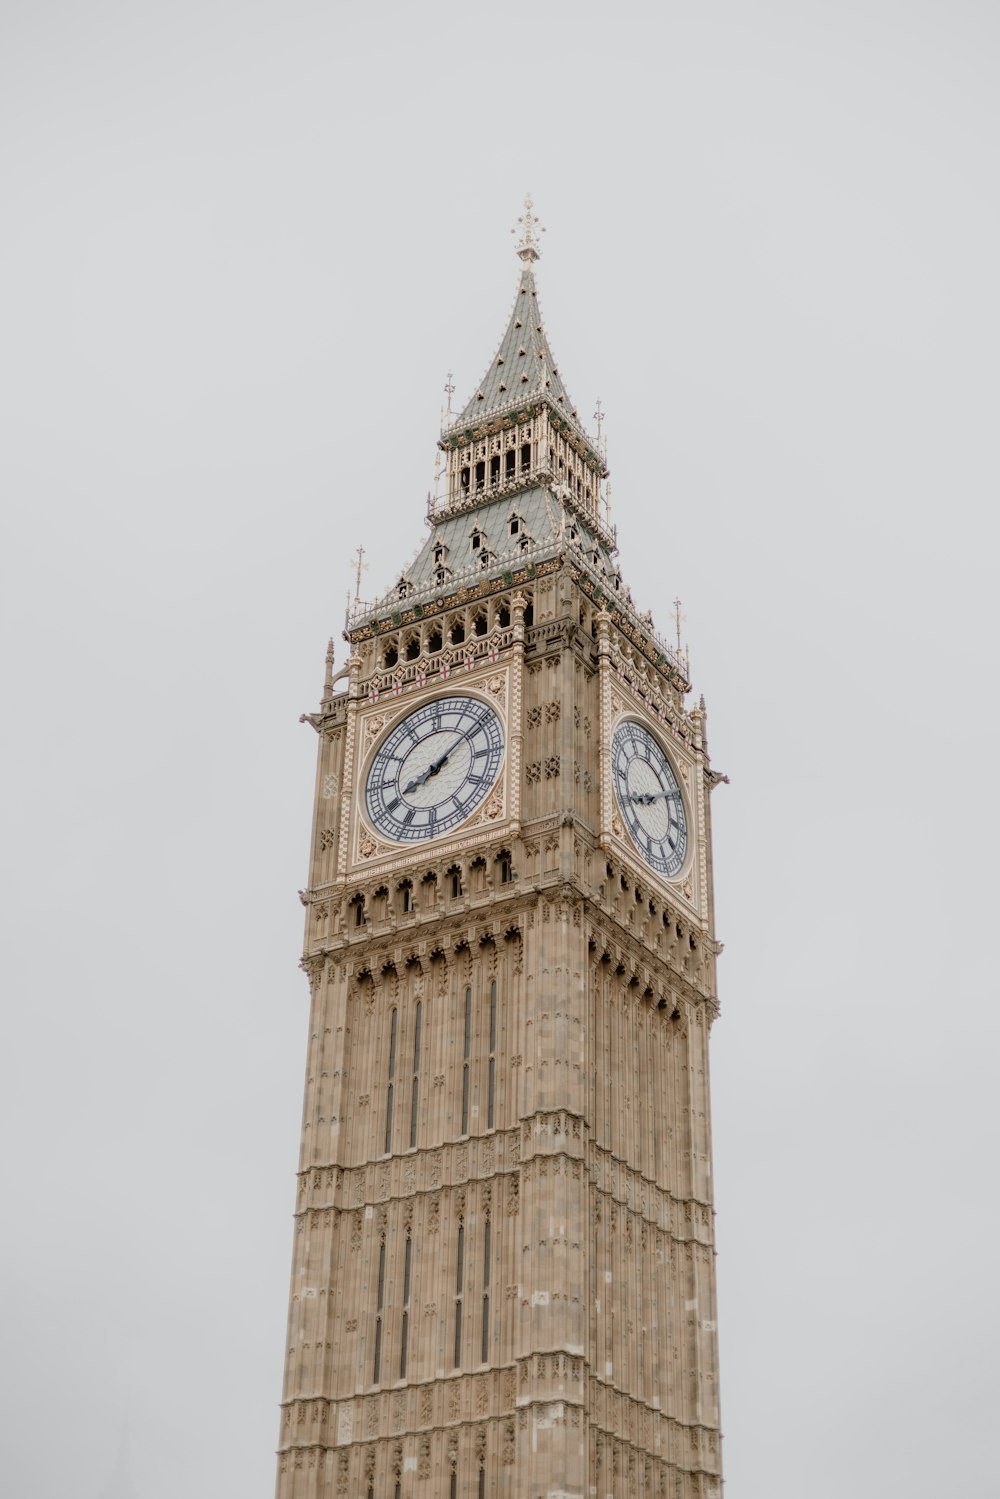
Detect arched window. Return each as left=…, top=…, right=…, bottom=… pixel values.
left=409, top=1000, right=422, bottom=1149
left=384, top=1007, right=398, bottom=1154
left=461, top=987, right=472, bottom=1135
left=481, top=1214, right=492, bottom=1362
left=487, top=979, right=497, bottom=1130
left=399, top=1232, right=412, bottom=1379
left=454, top=1218, right=465, bottom=1367
left=372, top=1237, right=386, bottom=1382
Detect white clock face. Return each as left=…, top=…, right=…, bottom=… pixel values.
left=365, top=696, right=504, bottom=844
left=612, top=720, right=688, bottom=878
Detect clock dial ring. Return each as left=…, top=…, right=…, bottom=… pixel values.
left=364, top=694, right=504, bottom=844
left=612, top=719, right=689, bottom=878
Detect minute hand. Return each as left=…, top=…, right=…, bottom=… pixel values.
left=629, top=789, right=682, bottom=804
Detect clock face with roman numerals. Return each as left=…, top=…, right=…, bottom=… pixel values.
left=365, top=695, right=504, bottom=844
left=612, top=720, right=688, bottom=878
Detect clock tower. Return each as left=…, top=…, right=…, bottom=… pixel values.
left=277, top=202, right=726, bottom=1499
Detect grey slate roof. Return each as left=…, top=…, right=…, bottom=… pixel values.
left=350, top=487, right=687, bottom=683
left=359, top=486, right=618, bottom=624
left=449, top=267, right=588, bottom=441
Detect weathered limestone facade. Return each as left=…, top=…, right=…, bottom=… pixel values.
left=277, top=209, right=725, bottom=1498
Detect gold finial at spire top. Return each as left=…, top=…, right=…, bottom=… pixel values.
left=512, top=193, right=544, bottom=262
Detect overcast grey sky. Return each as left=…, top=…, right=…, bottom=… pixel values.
left=2, top=2, right=998, bottom=1496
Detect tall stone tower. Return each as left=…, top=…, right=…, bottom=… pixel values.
left=278, top=202, right=725, bottom=1499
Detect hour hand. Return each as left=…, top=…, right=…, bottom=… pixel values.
left=630, top=789, right=681, bottom=804
left=402, top=751, right=451, bottom=795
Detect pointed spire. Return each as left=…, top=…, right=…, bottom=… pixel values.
left=448, top=198, right=591, bottom=441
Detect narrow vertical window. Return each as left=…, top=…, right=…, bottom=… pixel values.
left=373, top=1238, right=386, bottom=1383
left=384, top=1084, right=394, bottom=1154
left=409, top=999, right=422, bottom=1148
left=478, top=1468, right=486, bottom=1499
left=487, top=979, right=497, bottom=1130
left=385, top=1007, right=397, bottom=1154
left=454, top=1220, right=465, bottom=1367
left=481, top=1215, right=491, bottom=1363
left=399, top=1234, right=412, bottom=1380
left=450, top=1474, right=457, bottom=1499
left=461, top=987, right=472, bottom=1135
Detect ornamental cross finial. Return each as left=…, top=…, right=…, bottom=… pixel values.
left=673, top=597, right=686, bottom=656
left=512, top=193, right=544, bottom=262
left=352, top=545, right=368, bottom=607
left=444, top=370, right=455, bottom=415
left=593, top=400, right=604, bottom=441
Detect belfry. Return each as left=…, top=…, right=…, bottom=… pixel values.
left=278, top=200, right=726, bottom=1498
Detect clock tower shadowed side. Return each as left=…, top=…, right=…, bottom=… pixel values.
left=277, top=201, right=727, bottom=1499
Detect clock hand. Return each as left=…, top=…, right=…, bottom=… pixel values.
left=400, top=739, right=462, bottom=795
left=424, top=748, right=452, bottom=778
left=402, top=759, right=444, bottom=794
left=629, top=789, right=682, bottom=804
left=401, top=721, right=486, bottom=795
